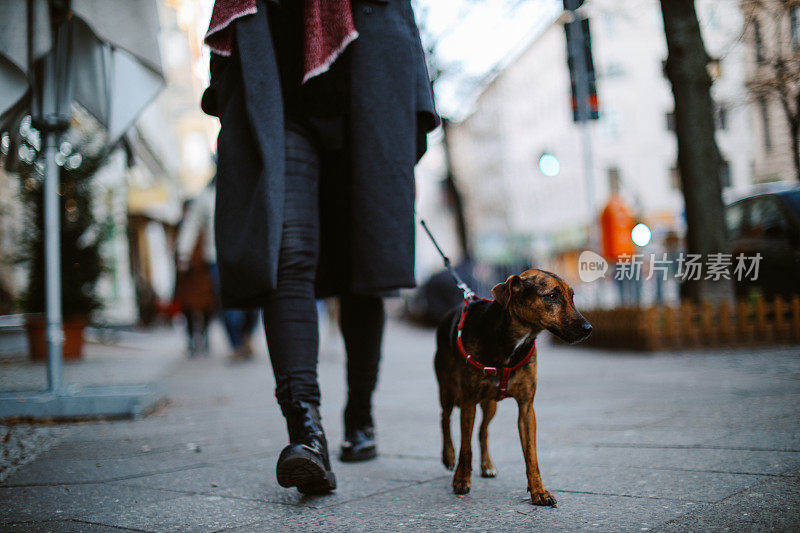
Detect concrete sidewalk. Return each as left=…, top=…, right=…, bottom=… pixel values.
left=1, top=317, right=798, bottom=532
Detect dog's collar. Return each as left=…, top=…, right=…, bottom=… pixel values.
left=456, top=296, right=536, bottom=401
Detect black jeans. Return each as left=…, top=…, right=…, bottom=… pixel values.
left=263, top=125, right=385, bottom=432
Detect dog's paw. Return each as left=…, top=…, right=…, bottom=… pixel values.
left=480, top=465, right=497, bottom=478
left=452, top=478, right=471, bottom=495
left=442, top=450, right=455, bottom=471
left=530, top=490, right=557, bottom=507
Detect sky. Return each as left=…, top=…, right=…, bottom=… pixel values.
left=414, top=0, right=561, bottom=119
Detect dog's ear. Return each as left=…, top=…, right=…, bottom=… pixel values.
left=491, top=275, right=521, bottom=307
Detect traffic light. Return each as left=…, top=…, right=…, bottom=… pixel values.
left=565, top=16, right=599, bottom=122
left=563, top=0, right=585, bottom=11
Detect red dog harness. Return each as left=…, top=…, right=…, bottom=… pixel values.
left=455, top=296, right=536, bottom=401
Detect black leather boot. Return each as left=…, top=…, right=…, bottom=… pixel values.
left=340, top=399, right=377, bottom=462
left=276, top=400, right=336, bottom=494
left=340, top=426, right=377, bottom=462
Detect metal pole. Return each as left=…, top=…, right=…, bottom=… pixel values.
left=566, top=15, right=594, bottom=238
left=36, top=17, right=73, bottom=396
left=44, top=129, right=64, bottom=395
left=567, top=12, right=600, bottom=302
left=581, top=121, right=601, bottom=306
left=581, top=123, right=596, bottom=246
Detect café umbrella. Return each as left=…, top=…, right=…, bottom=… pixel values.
left=0, top=0, right=165, bottom=418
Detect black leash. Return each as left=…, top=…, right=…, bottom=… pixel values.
left=419, top=219, right=476, bottom=300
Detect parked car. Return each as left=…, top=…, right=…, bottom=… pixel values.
left=725, top=186, right=800, bottom=299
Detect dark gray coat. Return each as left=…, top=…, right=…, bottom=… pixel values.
left=202, top=0, right=438, bottom=308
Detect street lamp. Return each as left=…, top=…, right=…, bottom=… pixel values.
left=29, top=18, right=74, bottom=395
left=631, top=223, right=652, bottom=247
left=538, top=153, right=560, bottom=177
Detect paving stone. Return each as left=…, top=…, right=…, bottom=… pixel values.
left=536, top=445, right=800, bottom=476
left=0, top=452, right=213, bottom=487
left=81, top=494, right=285, bottom=532
left=227, top=481, right=704, bottom=533
left=118, top=455, right=447, bottom=509
left=1, top=319, right=798, bottom=530
left=652, top=469, right=800, bottom=532
left=0, top=482, right=182, bottom=524
left=0, top=519, right=142, bottom=532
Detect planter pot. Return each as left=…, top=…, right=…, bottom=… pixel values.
left=25, top=314, right=87, bottom=361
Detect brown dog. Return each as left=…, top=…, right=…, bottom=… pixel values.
left=434, top=269, right=592, bottom=506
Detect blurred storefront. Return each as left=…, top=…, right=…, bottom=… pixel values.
left=124, top=0, right=217, bottom=325
left=0, top=0, right=215, bottom=326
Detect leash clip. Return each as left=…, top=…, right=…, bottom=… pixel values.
left=458, top=282, right=475, bottom=300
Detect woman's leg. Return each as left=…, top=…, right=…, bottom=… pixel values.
left=262, top=125, right=335, bottom=493
left=340, top=293, right=385, bottom=430
left=262, top=126, right=321, bottom=408
left=339, top=293, right=384, bottom=461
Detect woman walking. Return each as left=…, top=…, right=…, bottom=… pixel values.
left=175, top=185, right=217, bottom=357
left=202, top=0, right=437, bottom=493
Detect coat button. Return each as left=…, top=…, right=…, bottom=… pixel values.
left=363, top=6, right=373, bottom=14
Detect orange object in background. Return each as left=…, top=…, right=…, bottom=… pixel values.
left=600, top=194, right=635, bottom=261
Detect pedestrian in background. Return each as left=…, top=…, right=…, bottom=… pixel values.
left=175, top=186, right=217, bottom=357
left=600, top=175, right=641, bottom=306
left=202, top=0, right=437, bottom=493
left=221, top=306, right=258, bottom=361
left=176, top=180, right=259, bottom=360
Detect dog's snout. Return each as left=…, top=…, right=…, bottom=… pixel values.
left=559, top=318, right=593, bottom=344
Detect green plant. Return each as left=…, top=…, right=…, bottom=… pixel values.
left=14, top=123, right=107, bottom=320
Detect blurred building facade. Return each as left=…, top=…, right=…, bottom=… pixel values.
left=125, top=0, right=217, bottom=325
left=447, top=0, right=752, bottom=282
left=741, top=0, right=800, bottom=184
left=0, top=0, right=215, bottom=326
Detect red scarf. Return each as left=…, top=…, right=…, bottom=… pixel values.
left=205, top=0, right=358, bottom=83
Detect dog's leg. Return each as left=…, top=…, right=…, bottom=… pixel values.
left=517, top=399, right=556, bottom=506
left=452, top=401, right=476, bottom=495
left=478, top=400, right=497, bottom=478
left=440, top=391, right=455, bottom=470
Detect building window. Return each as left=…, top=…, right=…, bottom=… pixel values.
left=791, top=6, right=800, bottom=49
left=760, top=97, right=771, bottom=151
left=715, top=103, right=728, bottom=130
left=602, top=108, right=620, bottom=139
left=705, top=5, right=719, bottom=29
left=666, top=111, right=676, bottom=132
left=707, top=58, right=722, bottom=81
left=754, top=18, right=765, bottom=63
left=607, top=167, right=621, bottom=193
left=603, top=12, right=616, bottom=33
left=605, top=63, right=625, bottom=78
left=670, top=165, right=681, bottom=190
left=719, top=159, right=731, bottom=188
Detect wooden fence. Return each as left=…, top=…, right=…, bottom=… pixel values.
left=580, top=296, right=800, bottom=351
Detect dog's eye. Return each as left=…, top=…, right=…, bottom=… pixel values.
left=547, top=292, right=558, bottom=301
